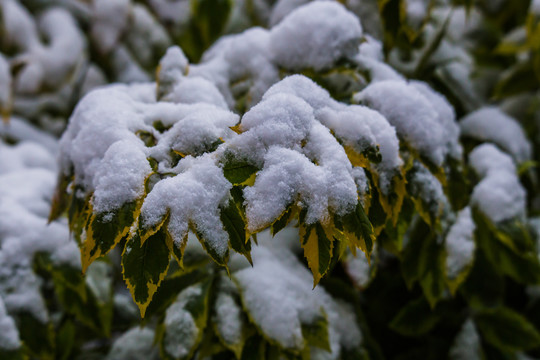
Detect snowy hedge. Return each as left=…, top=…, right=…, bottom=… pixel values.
left=2, top=0, right=540, bottom=359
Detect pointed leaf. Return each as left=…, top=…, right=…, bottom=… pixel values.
left=122, top=229, right=171, bottom=317
left=475, top=307, right=540, bottom=352
left=221, top=197, right=252, bottom=265
left=82, top=200, right=138, bottom=272
left=300, top=222, right=334, bottom=286
left=160, top=279, right=213, bottom=360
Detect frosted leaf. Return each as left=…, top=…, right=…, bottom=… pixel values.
left=469, top=145, right=526, bottom=223
left=0, top=141, right=56, bottom=174
left=0, top=297, right=21, bottom=351
left=460, top=107, right=532, bottom=163
left=59, top=85, right=150, bottom=190
left=214, top=290, right=244, bottom=347
left=196, top=27, right=277, bottom=107
left=410, top=80, right=462, bottom=160
left=343, top=248, right=375, bottom=288
left=1, top=2, right=85, bottom=95
left=353, top=55, right=406, bottom=83
left=269, top=0, right=309, bottom=26
left=92, top=140, right=151, bottom=214
left=351, top=167, right=370, bottom=206
left=262, top=75, right=340, bottom=112
left=301, top=122, right=357, bottom=217
left=163, top=285, right=203, bottom=359
left=234, top=245, right=362, bottom=354
left=157, top=46, right=189, bottom=100
left=449, top=319, right=482, bottom=360
left=147, top=0, right=191, bottom=30
left=471, top=172, right=526, bottom=223
left=126, top=4, right=171, bottom=68
left=317, top=104, right=402, bottom=192
left=358, top=35, right=384, bottom=61
left=408, top=161, right=445, bottom=218
left=355, top=80, right=448, bottom=166
left=469, top=143, right=516, bottom=179
left=0, top=117, right=58, bottom=153
left=244, top=147, right=328, bottom=231
left=140, top=155, right=231, bottom=255
left=227, top=93, right=315, bottom=166
left=107, top=327, right=159, bottom=360
left=0, top=145, right=81, bottom=321
left=269, top=2, right=363, bottom=71
left=91, top=0, right=130, bottom=54
left=445, top=207, right=476, bottom=280
left=163, top=77, right=228, bottom=109
left=154, top=104, right=238, bottom=158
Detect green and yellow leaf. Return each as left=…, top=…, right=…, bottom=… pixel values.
left=122, top=228, right=171, bottom=317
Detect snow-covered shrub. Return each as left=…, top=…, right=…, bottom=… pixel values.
left=2, top=0, right=540, bottom=359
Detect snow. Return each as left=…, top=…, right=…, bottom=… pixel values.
left=0, top=140, right=81, bottom=323
left=0, top=141, right=56, bottom=174
left=157, top=46, right=189, bottom=101
left=140, top=154, right=231, bottom=254
left=262, top=75, right=340, bottom=113
left=532, top=0, right=540, bottom=14
left=269, top=0, right=309, bottom=26
left=163, top=285, right=202, bottom=359
left=343, top=248, right=374, bottom=288
left=92, top=140, right=151, bottom=213
left=0, top=297, right=20, bottom=351
left=445, top=207, right=476, bottom=279
left=214, top=291, right=243, bottom=346
left=468, top=143, right=516, bottom=178
left=2, top=1, right=86, bottom=95
left=165, top=77, right=229, bottom=109
left=469, top=144, right=526, bottom=223
left=460, top=107, right=532, bottom=163
left=234, top=244, right=362, bottom=354
left=107, top=327, right=158, bottom=360
left=91, top=0, right=130, bottom=55
left=408, top=161, right=445, bottom=218
left=410, top=80, right=462, bottom=159
left=269, top=1, right=363, bottom=71
left=449, top=319, right=482, bottom=360
left=355, top=80, right=449, bottom=167
left=318, top=104, right=402, bottom=192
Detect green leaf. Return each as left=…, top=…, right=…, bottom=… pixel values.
left=82, top=200, right=138, bottom=272
left=474, top=210, right=540, bottom=285
left=14, top=312, right=54, bottom=360
left=335, top=201, right=376, bottom=256
left=419, top=238, right=446, bottom=308
left=401, top=218, right=432, bottom=288
left=221, top=153, right=258, bottom=186
left=122, top=229, right=171, bottom=317
left=475, top=307, right=540, bottom=352
left=221, top=196, right=252, bottom=265
left=240, top=335, right=266, bottom=360
left=301, top=309, right=331, bottom=352
left=299, top=222, right=334, bottom=286
left=48, top=173, right=72, bottom=223
left=0, top=349, right=27, bottom=360
left=390, top=297, right=441, bottom=336
left=55, top=320, right=76, bottom=360
left=460, top=249, right=505, bottom=309
left=193, top=227, right=230, bottom=269
left=54, top=274, right=110, bottom=335
left=271, top=205, right=294, bottom=237
left=159, top=279, right=213, bottom=360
